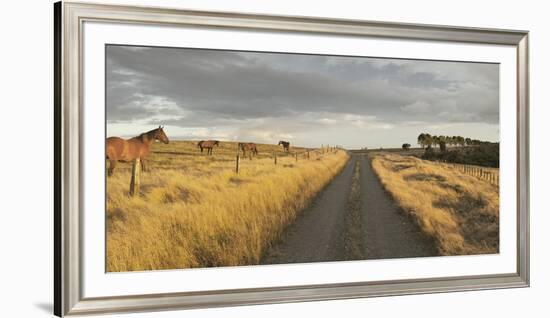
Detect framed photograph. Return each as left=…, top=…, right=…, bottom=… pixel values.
left=54, top=1, right=529, bottom=316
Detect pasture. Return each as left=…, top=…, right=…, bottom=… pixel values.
left=106, top=140, right=349, bottom=272
left=370, top=153, right=499, bottom=255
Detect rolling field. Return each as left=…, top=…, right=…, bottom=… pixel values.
left=106, top=140, right=349, bottom=272
left=370, top=153, right=499, bottom=255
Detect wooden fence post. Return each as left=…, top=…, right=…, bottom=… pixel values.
left=274, top=153, right=277, bottom=165
left=307, top=151, right=310, bottom=159
left=295, top=153, right=298, bottom=162
left=235, top=155, right=240, bottom=173
left=129, top=158, right=141, bottom=196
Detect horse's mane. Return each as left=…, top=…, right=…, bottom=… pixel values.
left=130, top=128, right=162, bottom=142
left=135, top=128, right=159, bottom=138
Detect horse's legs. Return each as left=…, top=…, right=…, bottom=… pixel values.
left=140, top=158, right=147, bottom=172
left=108, top=160, right=116, bottom=177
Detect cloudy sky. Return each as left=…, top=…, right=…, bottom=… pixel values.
left=106, top=45, right=499, bottom=149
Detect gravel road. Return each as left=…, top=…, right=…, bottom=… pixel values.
left=261, top=153, right=437, bottom=264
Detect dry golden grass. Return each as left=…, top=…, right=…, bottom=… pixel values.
left=370, top=153, right=499, bottom=255
left=107, top=141, right=349, bottom=272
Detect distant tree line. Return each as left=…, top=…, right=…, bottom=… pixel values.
left=417, top=133, right=491, bottom=150
left=417, top=133, right=499, bottom=168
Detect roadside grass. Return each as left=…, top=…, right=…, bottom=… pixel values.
left=106, top=141, right=349, bottom=271
left=370, top=153, right=499, bottom=255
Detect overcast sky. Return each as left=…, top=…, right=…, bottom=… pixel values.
left=106, top=45, right=499, bottom=149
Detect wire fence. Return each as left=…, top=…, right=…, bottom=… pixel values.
left=127, top=145, right=344, bottom=195
left=435, top=161, right=499, bottom=186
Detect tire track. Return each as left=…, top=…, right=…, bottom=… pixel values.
left=360, top=155, right=438, bottom=259
left=261, top=156, right=356, bottom=264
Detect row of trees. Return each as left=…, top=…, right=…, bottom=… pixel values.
left=417, top=133, right=488, bottom=149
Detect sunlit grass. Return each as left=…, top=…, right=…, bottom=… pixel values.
left=106, top=141, right=349, bottom=272
left=370, top=153, right=499, bottom=255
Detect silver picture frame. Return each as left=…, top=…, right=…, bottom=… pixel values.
left=54, top=1, right=529, bottom=316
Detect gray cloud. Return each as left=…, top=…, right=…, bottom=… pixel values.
left=106, top=45, right=499, bottom=147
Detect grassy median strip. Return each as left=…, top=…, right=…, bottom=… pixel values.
left=343, top=158, right=364, bottom=260
left=370, top=153, right=499, bottom=256
left=106, top=141, right=349, bottom=272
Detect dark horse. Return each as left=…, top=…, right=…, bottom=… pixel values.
left=278, top=140, right=290, bottom=152
left=106, top=126, right=169, bottom=176
left=238, top=142, right=258, bottom=157
left=197, top=140, right=219, bottom=155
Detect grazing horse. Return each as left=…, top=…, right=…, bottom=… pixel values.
left=197, top=140, right=219, bottom=155
left=278, top=140, right=290, bottom=152
left=238, top=142, right=258, bottom=157
left=105, top=126, right=169, bottom=176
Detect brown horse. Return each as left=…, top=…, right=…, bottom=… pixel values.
left=197, top=140, right=219, bottom=155
left=238, top=142, right=258, bottom=157
left=106, top=126, right=169, bottom=176
left=278, top=140, right=290, bottom=152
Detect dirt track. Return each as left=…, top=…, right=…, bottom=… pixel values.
left=261, top=153, right=437, bottom=264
